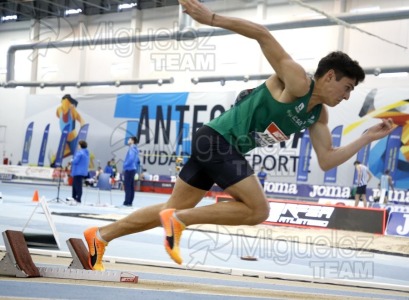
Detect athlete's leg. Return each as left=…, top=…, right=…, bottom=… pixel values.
left=362, top=195, right=368, bottom=207
left=354, top=193, right=360, bottom=207
left=99, top=177, right=207, bottom=242
left=159, top=174, right=268, bottom=264
left=85, top=177, right=206, bottom=270
left=123, top=170, right=135, bottom=206
left=361, top=185, right=368, bottom=207
left=380, top=188, right=386, bottom=204
left=384, top=191, right=389, bottom=204
left=175, top=174, right=269, bottom=226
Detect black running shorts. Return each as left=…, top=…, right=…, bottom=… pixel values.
left=356, top=185, right=367, bottom=195
left=179, top=125, right=254, bottom=190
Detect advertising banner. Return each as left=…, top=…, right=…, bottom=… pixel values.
left=54, top=124, right=70, bottom=168
left=23, top=88, right=409, bottom=189
left=324, top=125, right=343, bottom=183
left=74, top=123, right=90, bottom=153
left=264, top=199, right=385, bottom=234
left=296, top=129, right=311, bottom=182
left=38, top=124, right=50, bottom=167
left=21, top=122, right=34, bottom=164
left=383, top=126, right=403, bottom=178
left=385, top=212, right=409, bottom=237
left=216, top=196, right=386, bottom=234
left=0, top=165, right=54, bottom=179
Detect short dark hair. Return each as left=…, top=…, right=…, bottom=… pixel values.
left=78, top=140, right=87, bottom=149
left=314, top=51, right=365, bottom=86
left=130, top=136, right=138, bottom=144
left=353, top=160, right=361, bottom=165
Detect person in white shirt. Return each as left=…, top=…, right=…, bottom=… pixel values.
left=380, top=169, right=394, bottom=204
left=354, top=161, right=372, bottom=207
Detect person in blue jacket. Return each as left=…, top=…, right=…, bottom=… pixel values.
left=122, top=136, right=140, bottom=207
left=103, top=160, right=115, bottom=178
left=70, top=140, right=90, bottom=204
left=257, top=167, right=267, bottom=188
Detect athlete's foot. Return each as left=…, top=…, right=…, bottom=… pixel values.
left=159, top=208, right=186, bottom=265
left=84, top=227, right=108, bottom=271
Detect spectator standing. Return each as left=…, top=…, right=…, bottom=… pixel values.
left=380, top=169, right=394, bottom=204
left=354, top=161, right=372, bottom=207
left=257, top=167, right=267, bottom=188
left=122, top=136, right=140, bottom=207
left=104, top=161, right=115, bottom=178
left=110, top=158, right=118, bottom=178
left=70, top=140, right=90, bottom=204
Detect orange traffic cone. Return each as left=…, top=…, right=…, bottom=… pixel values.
left=32, top=190, right=39, bottom=202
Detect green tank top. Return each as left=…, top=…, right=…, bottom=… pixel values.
left=207, top=81, right=322, bottom=154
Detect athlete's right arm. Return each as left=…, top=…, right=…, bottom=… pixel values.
left=365, top=167, right=371, bottom=184
left=178, top=0, right=309, bottom=97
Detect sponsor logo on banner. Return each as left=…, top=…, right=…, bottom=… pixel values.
left=264, top=182, right=352, bottom=199
left=0, top=165, right=54, bottom=180
left=385, top=212, right=409, bottom=237
left=266, top=201, right=335, bottom=228
left=220, top=196, right=385, bottom=233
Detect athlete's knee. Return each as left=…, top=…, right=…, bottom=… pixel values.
left=248, top=202, right=270, bottom=225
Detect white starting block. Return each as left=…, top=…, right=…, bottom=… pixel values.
left=0, top=230, right=138, bottom=283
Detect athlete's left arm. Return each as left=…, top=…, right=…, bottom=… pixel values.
left=71, top=107, right=86, bottom=126
left=309, top=107, right=395, bottom=171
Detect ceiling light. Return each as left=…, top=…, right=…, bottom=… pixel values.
left=1, top=15, right=17, bottom=22
left=118, top=3, right=137, bottom=10
left=65, top=8, right=82, bottom=16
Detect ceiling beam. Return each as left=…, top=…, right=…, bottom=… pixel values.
left=17, top=1, right=63, bottom=18
left=75, top=0, right=111, bottom=11
left=0, top=5, right=32, bottom=19
left=5, top=7, right=409, bottom=82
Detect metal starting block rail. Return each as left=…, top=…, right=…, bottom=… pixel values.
left=0, top=230, right=138, bottom=283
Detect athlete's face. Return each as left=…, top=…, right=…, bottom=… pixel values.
left=324, top=72, right=356, bottom=107
left=61, top=98, right=71, bottom=112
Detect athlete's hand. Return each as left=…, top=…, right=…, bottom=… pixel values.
left=364, top=118, right=395, bottom=141
left=178, top=0, right=214, bottom=25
